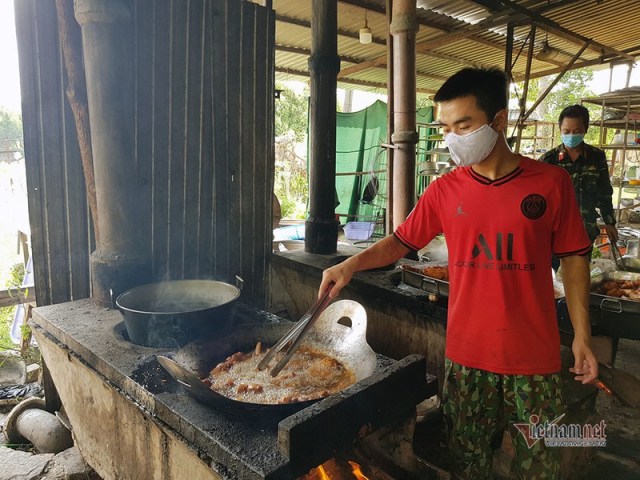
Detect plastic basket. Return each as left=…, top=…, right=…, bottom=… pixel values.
left=344, top=221, right=376, bottom=241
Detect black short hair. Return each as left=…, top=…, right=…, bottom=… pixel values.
left=558, top=104, right=589, bottom=130
left=433, top=68, right=508, bottom=121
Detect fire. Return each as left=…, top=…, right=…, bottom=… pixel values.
left=301, top=458, right=371, bottom=480
left=317, top=465, right=331, bottom=480
left=347, top=461, right=370, bottom=480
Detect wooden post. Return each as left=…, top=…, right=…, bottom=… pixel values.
left=515, top=25, right=536, bottom=154
left=505, top=22, right=514, bottom=79
left=390, top=0, right=418, bottom=229
left=305, top=0, right=340, bottom=254
left=55, top=0, right=99, bottom=243
left=20, top=305, right=33, bottom=357
left=386, top=0, right=394, bottom=234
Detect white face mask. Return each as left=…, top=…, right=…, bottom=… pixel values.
left=444, top=123, right=499, bottom=167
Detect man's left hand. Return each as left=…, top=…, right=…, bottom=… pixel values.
left=605, top=224, right=618, bottom=243
left=569, top=338, right=598, bottom=384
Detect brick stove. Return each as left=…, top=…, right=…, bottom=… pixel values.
left=30, top=299, right=438, bottom=480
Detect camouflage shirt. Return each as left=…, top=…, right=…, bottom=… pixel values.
left=539, top=143, right=615, bottom=242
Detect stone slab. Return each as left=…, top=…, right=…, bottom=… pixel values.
left=45, top=447, right=101, bottom=480
left=0, top=445, right=52, bottom=480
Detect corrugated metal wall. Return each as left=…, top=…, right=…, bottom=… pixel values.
left=15, top=0, right=275, bottom=307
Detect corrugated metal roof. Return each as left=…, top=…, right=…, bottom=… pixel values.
left=272, top=0, right=640, bottom=96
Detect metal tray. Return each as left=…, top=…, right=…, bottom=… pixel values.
left=400, top=262, right=449, bottom=297
left=590, top=270, right=640, bottom=315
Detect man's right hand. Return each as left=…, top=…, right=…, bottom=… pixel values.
left=319, top=261, right=355, bottom=299
left=317, top=234, right=412, bottom=300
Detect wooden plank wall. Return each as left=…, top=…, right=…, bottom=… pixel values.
left=14, top=0, right=93, bottom=307
left=15, top=0, right=275, bottom=307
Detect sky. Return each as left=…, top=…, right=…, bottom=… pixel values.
left=0, top=0, right=21, bottom=114
left=0, top=0, right=638, bottom=115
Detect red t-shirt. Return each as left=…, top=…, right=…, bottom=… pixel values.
left=394, top=157, right=591, bottom=374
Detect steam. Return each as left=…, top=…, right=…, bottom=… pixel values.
left=418, top=235, right=448, bottom=263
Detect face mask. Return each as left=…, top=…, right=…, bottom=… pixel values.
left=444, top=123, right=499, bottom=167
left=561, top=133, right=584, bottom=148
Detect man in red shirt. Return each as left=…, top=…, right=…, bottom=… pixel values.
left=319, top=68, right=598, bottom=479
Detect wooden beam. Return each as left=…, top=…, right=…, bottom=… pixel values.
left=276, top=44, right=447, bottom=83
left=277, top=34, right=493, bottom=69
left=338, top=56, right=386, bottom=78
left=497, top=0, right=636, bottom=61
left=332, top=0, right=544, bottom=79
left=276, top=13, right=387, bottom=45
left=0, top=286, right=36, bottom=308
left=276, top=2, right=525, bottom=82
left=277, top=0, right=630, bottom=86
left=339, top=59, right=447, bottom=82
left=277, top=39, right=492, bottom=70
left=516, top=45, right=640, bottom=82
left=412, top=0, right=584, bottom=53
left=515, top=25, right=536, bottom=153
left=276, top=44, right=362, bottom=65
left=335, top=13, right=519, bottom=80
left=505, top=22, right=514, bottom=75
left=277, top=44, right=449, bottom=82
left=523, top=41, right=591, bottom=122
left=275, top=66, right=436, bottom=95
left=421, top=49, right=488, bottom=68
left=340, top=0, right=453, bottom=31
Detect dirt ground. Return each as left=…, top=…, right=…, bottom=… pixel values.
left=580, top=338, right=640, bottom=479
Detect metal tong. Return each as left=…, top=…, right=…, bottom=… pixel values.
left=608, top=233, right=627, bottom=271
left=257, top=285, right=334, bottom=377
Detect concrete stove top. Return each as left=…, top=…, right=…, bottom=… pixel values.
left=30, top=298, right=429, bottom=480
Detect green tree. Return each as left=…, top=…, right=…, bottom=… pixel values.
left=275, top=84, right=309, bottom=142
left=274, top=83, right=310, bottom=220
left=511, top=69, right=595, bottom=123
left=511, top=69, right=604, bottom=151
left=538, top=69, right=608, bottom=146
left=0, top=107, right=24, bottom=154
left=540, top=69, right=595, bottom=120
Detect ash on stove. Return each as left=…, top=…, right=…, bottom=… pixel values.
left=131, top=357, right=176, bottom=394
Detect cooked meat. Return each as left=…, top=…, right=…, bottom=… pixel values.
left=598, top=279, right=640, bottom=301
left=422, top=266, right=449, bottom=281
left=205, top=346, right=355, bottom=404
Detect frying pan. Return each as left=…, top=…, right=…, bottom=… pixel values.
left=157, top=300, right=377, bottom=415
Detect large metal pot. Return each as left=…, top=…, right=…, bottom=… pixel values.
left=115, top=279, right=241, bottom=348
left=158, top=300, right=378, bottom=416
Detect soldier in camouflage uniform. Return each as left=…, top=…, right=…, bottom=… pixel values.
left=540, top=104, right=618, bottom=245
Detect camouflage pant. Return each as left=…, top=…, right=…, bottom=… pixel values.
left=442, top=358, right=565, bottom=480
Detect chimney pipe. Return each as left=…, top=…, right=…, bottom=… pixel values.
left=74, top=0, right=151, bottom=304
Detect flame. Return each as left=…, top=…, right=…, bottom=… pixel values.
left=317, top=465, right=331, bottom=480
left=347, top=461, right=370, bottom=480
left=303, top=458, right=370, bottom=480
